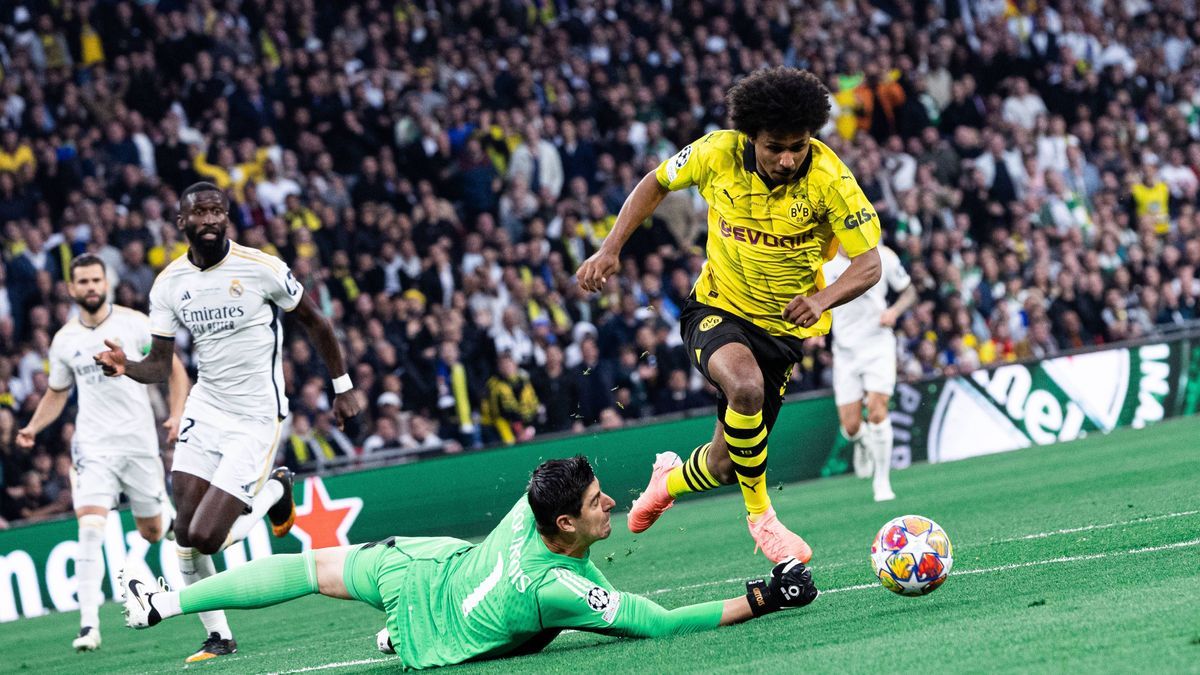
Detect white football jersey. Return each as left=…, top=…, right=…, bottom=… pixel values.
left=48, top=305, right=159, bottom=458
left=149, top=242, right=302, bottom=420
left=823, top=245, right=911, bottom=353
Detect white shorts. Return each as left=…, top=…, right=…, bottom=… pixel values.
left=833, top=346, right=898, bottom=406
left=171, top=398, right=283, bottom=505
left=72, top=454, right=166, bottom=518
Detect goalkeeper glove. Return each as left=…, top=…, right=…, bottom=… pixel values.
left=745, top=556, right=819, bottom=617
left=376, top=627, right=395, bottom=654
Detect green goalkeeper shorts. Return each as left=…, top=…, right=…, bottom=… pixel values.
left=342, top=536, right=471, bottom=621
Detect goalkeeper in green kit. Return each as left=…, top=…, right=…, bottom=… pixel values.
left=122, top=456, right=818, bottom=669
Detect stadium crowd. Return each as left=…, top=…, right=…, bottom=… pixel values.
left=2, top=0, right=1200, bottom=526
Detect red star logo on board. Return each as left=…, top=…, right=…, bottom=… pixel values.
left=289, top=476, right=364, bottom=550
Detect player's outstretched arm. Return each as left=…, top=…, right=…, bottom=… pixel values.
left=95, top=336, right=175, bottom=384
left=292, top=293, right=363, bottom=428
left=577, top=171, right=670, bottom=292
left=785, top=247, right=881, bottom=328
left=542, top=558, right=817, bottom=639
left=16, top=387, right=71, bottom=449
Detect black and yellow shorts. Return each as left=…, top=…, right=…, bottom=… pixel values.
left=679, top=297, right=805, bottom=431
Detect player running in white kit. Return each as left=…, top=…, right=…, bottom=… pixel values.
left=94, top=182, right=363, bottom=662
left=822, top=244, right=917, bottom=502
left=17, top=254, right=190, bottom=652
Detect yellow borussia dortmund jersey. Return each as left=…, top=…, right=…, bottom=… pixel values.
left=1131, top=181, right=1169, bottom=234
left=655, top=130, right=881, bottom=338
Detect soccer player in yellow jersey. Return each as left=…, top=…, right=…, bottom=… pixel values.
left=577, top=67, right=882, bottom=563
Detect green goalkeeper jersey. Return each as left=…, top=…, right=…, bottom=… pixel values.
left=374, top=496, right=725, bottom=669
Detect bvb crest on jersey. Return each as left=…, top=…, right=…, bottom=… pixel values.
left=229, top=279, right=244, bottom=297
left=789, top=202, right=812, bottom=224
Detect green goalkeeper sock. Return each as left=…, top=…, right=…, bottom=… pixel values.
left=173, top=552, right=319, bottom=616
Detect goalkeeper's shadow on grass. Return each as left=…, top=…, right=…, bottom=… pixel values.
left=349, top=635, right=618, bottom=673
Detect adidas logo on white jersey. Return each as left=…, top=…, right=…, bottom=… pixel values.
left=180, top=291, right=191, bottom=302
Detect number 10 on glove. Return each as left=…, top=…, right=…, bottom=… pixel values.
left=745, top=557, right=819, bottom=617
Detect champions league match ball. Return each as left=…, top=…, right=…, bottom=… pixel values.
left=871, top=515, right=953, bottom=596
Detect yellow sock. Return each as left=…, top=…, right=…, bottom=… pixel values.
left=665, top=443, right=720, bottom=498
left=723, top=407, right=770, bottom=519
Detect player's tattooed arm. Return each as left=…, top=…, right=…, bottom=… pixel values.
left=94, top=335, right=174, bottom=384
left=292, top=293, right=363, bottom=428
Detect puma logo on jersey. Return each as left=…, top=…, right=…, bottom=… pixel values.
left=723, top=188, right=735, bottom=206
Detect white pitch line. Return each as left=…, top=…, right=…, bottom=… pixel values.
left=278, top=657, right=396, bottom=673
left=954, top=537, right=1200, bottom=576
left=822, top=582, right=877, bottom=594
left=648, top=575, right=744, bottom=596
left=991, top=509, right=1200, bottom=543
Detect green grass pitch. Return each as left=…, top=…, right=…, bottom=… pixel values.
left=2, top=416, right=1198, bottom=673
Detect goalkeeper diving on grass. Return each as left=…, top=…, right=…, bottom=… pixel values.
left=121, top=456, right=818, bottom=669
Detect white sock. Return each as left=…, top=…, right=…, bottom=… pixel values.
left=160, top=493, right=176, bottom=540
left=220, top=478, right=284, bottom=551
left=866, top=418, right=894, bottom=494
left=152, top=590, right=183, bottom=620
left=77, top=514, right=107, bottom=629
left=176, top=547, right=232, bottom=639
left=843, top=424, right=869, bottom=478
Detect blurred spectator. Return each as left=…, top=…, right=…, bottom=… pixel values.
left=433, top=340, right=479, bottom=446
left=481, top=353, right=538, bottom=445
left=402, top=414, right=461, bottom=455
left=598, top=407, right=625, bottom=431
left=531, top=344, right=582, bottom=434
left=283, top=413, right=355, bottom=473
left=508, top=123, right=563, bottom=203
left=363, top=415, right=404, bottom=455
left=654, top=369, right=709, bottom=416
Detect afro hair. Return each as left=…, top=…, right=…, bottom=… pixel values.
left=727, top=67, right=832, bottom=139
